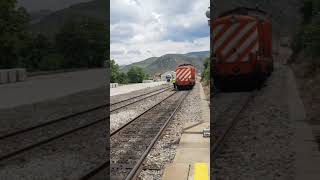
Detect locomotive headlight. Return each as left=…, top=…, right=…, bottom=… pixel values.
left=206, top=7, right=210, bottom=18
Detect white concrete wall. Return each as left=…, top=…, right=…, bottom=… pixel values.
left=110, top=81, right=167, bottom=96
left=0, top=69, right=27, bottom=84
left=110, top=83, right=118, bottom=88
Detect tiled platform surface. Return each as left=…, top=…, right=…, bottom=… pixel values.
left=163, top=83, right=210, bottom=180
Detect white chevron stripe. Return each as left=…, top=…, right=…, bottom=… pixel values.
left=177, top=68, right=186, bottom=78
left=241, top=41, right=259, bottom=62
left=238, top=30, right=258, bottom=53
left=225, top=28, right=258, bottom=63
left=182, top=71, right=191, bottom=80
left=222, top=22, right=256, bottom=56
left=214, top=23, right=240, bottom=52
left=179, top=70, right=189, bottom=80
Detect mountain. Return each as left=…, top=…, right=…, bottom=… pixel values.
left=29, top=10, right=53, bottom=24
left=28, top=0, right=107, bottom=37
left=185, top=51, right=210, bottom=58
left=120, top=51, right=209, bottom=75
left=17, top=0, right=92, bottom=12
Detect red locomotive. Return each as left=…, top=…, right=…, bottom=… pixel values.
left=175, top=64, right=196, bottom=90
left=211, top=7, right=273, bottom=89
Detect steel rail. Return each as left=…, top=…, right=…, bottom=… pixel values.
left=125, top=91, right=190, bottom=180
left=0, top=86, right=171, bottom=141
left=79, top=161, right=110, bottom=180
left=211, top=92, right=255, bottom=159
left=110, top=91, right=177, bottom=136
left=110, top=85, right=172, bottom=106
left=110, top=87, right=172, bottom=112
left=0, top=117, right=106, bottom=161
left=84, top=91, right=187, bottom=179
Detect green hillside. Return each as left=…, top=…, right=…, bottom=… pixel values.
left=120, top=51, right=209, bottom=75
left=29, top=0, right=107, bottom=37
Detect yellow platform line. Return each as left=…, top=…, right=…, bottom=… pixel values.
left=194, top=163, right=209, bottom=180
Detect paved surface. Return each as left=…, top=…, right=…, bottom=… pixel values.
left=163, top=83, right=210, bottom=180
left=110, top=81, right=167, bottom=96
left=0, top=69, right=107, bottom=109
left=287, top=67, right=320, bottom=180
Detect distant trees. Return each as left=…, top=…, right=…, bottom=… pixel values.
left=55, top=18, right=107, bottom=68
left=201, top=57, right=210, bottom=84
left=293, top=1, right=320, bottom=57
left=127, top=66, right=147, bottom=83
left=0, top=0, right=29, bottom=69
left=110, top=59, right=147, bottom=84
left=0, top=0, right=107, bottom=71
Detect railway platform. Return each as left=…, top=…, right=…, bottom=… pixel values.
left=0, top=68, right=107, bottom=109
left=163, top=83, right=210, bottom=180
left=110, top=81, right=167, bottom=96
left=288, top=67, right=320, bottom=179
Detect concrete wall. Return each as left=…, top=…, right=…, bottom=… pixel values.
left=0, top=69, right=27, bottom=84
left=143, top=80, right=153, bottom=83
left=110, top=83, right=118, bottom=88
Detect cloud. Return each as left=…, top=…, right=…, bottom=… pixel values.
left=111, top=0, right=210, bottom=65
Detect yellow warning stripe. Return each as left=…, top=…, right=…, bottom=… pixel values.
left=194, top=163, right=208, bottom=180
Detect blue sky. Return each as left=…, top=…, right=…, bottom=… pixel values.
left=111, top=0, right=210, bottom=65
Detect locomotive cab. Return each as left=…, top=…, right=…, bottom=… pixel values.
left=175, top=64, right=196, bottom=90
left=211, top=7, right=273, bottom=89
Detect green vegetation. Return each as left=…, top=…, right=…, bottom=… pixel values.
left=127, top=66, right=147, bottom=83
left=0, top=0, right=107, bottom=71
left=201, top=57, right=210, bottom=85
left=293, top=0, right=320, bottom=57
left=111, top=59, right=148, bottom=84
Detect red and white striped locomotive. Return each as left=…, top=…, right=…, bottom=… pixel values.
left=175, top=64, right=196, bottom=90
left=211, top=7, right=274, bottom=89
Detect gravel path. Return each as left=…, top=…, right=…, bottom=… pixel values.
left=213, top=64, right=294, bottom=179
left=138, top=83, right=202, bottom=180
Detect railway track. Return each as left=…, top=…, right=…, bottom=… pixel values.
left=82, top=90, right=190, bottom=179
left=111, top=91, right=189, bottom=179
left=0, top=85, right=173, bottom=179
left=212, top=91, right=256, bottom=158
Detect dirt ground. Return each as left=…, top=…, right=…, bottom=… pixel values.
left=200, top=81, right=210, bottom=101
left=291, top=59, right=320, bottom=147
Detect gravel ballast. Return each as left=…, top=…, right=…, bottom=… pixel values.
left=213, top=63, right=295, bottom=179
left=138, top=83, right=202, bottom=180
left=110, top=89, right=174, bottom=133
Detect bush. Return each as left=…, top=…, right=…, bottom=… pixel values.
left=39, top=53, right=64, bottom=70
left=127, top=66, right=147, bottom=83
left=202, top=57, right=210, bottom=84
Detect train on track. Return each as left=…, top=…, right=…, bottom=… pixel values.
left=210, top=7, right=274, bottom=90
left=175, top=64, right=196, bottom=90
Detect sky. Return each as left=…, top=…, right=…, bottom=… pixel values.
left=111, top=0, right=210, bottom=65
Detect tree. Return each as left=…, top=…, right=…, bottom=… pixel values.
left=127, top=66, right=147, bottom=83
left=301, top=0, right=314, bottom=24
left=110, top=59, right=120, bottom=83
left=118, top=72, right=128, bottom=84
left=55, top=17, right=107, bottom=69
left=20, top=34, right=53, bottom=71
left=202, top=57, right=210, bottom=84
left=0, top=0, right=29, bottom=68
